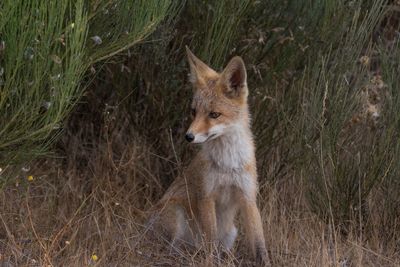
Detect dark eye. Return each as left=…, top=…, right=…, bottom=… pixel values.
left=191, top=108, right=196, bottom=117
left=209, top=112, right=221, bottom=119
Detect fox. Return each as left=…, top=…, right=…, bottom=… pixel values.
left=149, top=47, right=270, bottom=265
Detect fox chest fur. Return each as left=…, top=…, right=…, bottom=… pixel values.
left=199, top=124, right=257, bottom=201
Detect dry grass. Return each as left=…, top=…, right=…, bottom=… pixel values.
left=1, top=114, right=399, bottom=267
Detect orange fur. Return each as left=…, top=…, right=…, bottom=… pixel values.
left=149, top=47, right=270, bottom=265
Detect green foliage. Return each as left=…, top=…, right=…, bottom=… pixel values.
left=186, top=0, right=252, bottom=68
left=0, top=1, right=88, bottom=165
left=297, top=0, right=394, bottom=228
left=374, top=40, right=400, bottom=239
left=0, top=0, right=180, bottom=168
left=88, top=1, right=180, bottom=64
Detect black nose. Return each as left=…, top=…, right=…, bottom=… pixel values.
left=185, top=133, right=195, bottom=142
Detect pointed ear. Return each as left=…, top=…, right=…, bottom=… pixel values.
left=186, top=46, right=217, bottom=84
left=221, top=56, right=247, bottom=98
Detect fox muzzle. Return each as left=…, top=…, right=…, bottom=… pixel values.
left=185, top=132, right=195, bottom=142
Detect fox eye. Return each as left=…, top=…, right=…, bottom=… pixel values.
left=191, top=108, right=196, bottom=117
left=209, top=112, right=221, bottom=119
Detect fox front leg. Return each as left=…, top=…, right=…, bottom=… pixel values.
left=198, top=197, right=217, bottom=246
left=241, top=198, right=270, bottom=265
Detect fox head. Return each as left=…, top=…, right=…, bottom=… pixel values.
left=185, top=47, right=249, bottom=144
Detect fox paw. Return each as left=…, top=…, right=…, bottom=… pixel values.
left=255, top=246, right=271, bottom=266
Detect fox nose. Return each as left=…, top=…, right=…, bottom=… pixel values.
left=185, top=133, right=195, bottom=142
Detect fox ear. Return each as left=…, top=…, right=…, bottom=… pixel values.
left=186, top=46, right=216, bottom=85
left=221, top=56, right=247, bottom=98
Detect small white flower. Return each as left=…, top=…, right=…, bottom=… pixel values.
left=42, top=101, right=52, bottom=110
left=22, top=166, right=30, bottom=172
left=51, top=73, right=61, bottom=80
left=24, top=47, right=35, bottom=60
left=91, top=36, right=102, bottom=45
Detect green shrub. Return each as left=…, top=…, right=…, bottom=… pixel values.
left=0, top=0, right=179, bottom=171
left=296, top=0, right=397, bottom=229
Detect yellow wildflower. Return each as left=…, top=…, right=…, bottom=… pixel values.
left=91, top=254, right=98, bottom=261
left=27, top=175, right=34, bottom=181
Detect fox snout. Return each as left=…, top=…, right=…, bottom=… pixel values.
left=185, top=130, right=208, bottom=143
left=185, top=132, right=195, bottom=142
left=185, top=123, right=226, bottom=144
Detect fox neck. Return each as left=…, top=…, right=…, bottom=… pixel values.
left=201, top=110, right=254, bottom=171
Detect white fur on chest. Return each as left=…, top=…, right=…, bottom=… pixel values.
left=201, top=124, right=256, bottom=199
left=203, top=124, right=253, bottom=170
